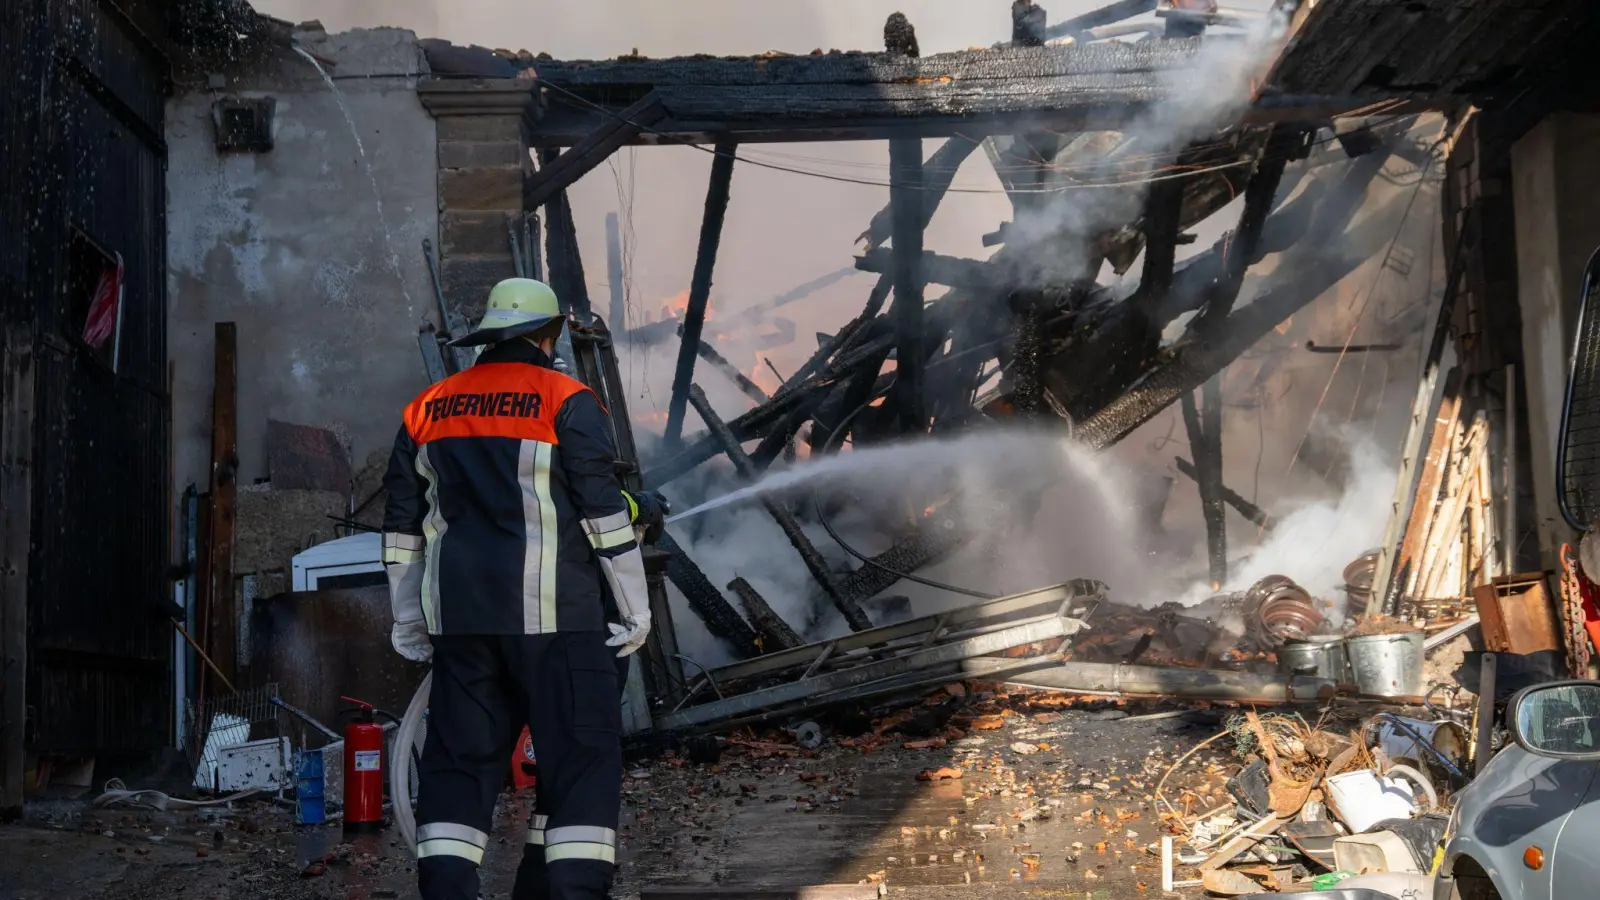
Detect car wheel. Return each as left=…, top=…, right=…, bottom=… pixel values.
left=1448, top=859, right=1500, bottom=900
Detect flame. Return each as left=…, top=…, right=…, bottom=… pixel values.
left=923, top=505, right=936, bottom=516
left=658, top=289, right=713, bottom=323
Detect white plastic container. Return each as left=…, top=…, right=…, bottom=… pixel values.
left=1325, top=769, right=1420, bottom=833
left=1334, top=830, right=1424, bottom=874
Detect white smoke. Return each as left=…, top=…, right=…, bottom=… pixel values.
left=1172, top=433, right=1395, bottom=621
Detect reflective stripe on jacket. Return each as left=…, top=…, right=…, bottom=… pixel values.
left=380, top=340, right=641, bottom=635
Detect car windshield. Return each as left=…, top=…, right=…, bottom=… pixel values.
left=1519, top=684, right=1600, bottom=754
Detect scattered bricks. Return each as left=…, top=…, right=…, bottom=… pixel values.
left=918, top=767, right=964, bottom=781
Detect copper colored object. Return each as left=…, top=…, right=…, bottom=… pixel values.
left=1250, top=575, right=1323, bottom=646
left=1343, top=550, right=1380, bottom=611
left=1474, top=573, right=1561, bottom=655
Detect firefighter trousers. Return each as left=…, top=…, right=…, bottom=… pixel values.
left=416, top=631, right=622, bottom=900
left=512, top=652, right=631, bottom=900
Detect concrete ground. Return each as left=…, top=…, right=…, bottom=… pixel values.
left=0, top=699, right=1238, bottom=900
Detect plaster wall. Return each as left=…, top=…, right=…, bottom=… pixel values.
left=1511, top=112, right=1600, bottom=565
left=166, top=27, right=438, bottom=506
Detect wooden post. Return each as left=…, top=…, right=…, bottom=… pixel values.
left=206, top=323, right=238, bottom=694
left=1200, top=376, right=1227, bottom=585
left=889, top=136, right=926, bottom=434
left=538, top=155, right=592, bottom=323
left=606, top=211, right=626, bottom=336
left=0, top=323, right=35, bottom=817
left=664, top=141, right=737, bottom=447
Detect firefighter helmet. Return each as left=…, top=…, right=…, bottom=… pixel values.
left=447, top=278, right=563, bottom=347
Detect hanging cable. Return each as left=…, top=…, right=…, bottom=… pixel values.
left=808, top=380, right=998, bottom=600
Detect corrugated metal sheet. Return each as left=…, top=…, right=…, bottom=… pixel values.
left=11, top=0, right=173, bottom=754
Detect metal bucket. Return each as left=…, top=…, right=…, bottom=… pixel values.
left=1346, top=631, right=1425, bottom=698
left=1277, top=635, right=1350, bottom=682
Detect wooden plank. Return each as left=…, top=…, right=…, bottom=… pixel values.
left=663, top=141, right=737, bottom=447
left=206, top=323, right=239, bottom=694
left=1392, top=370, right=1464, bottom=606
left=0, top=324, right=35, bottom=816
left=523, top=92, right=664, bottom=210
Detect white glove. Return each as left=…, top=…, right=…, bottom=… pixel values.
left=606, top=612, right=652, bottom=658
left=392, top=619, right=433, bottom=663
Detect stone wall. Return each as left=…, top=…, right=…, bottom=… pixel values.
left=418, top=79, right=536, bottom=318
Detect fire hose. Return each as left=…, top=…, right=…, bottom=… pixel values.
left=391, top=671, right=431, bottom=853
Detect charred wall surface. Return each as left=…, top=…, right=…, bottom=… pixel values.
left=1, top=0, right=176, bottom=813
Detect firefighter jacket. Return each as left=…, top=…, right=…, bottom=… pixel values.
left=380, top=340, right=647, bottom=635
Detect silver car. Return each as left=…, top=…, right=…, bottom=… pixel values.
left=1435, top=680, right=1600, bottom=900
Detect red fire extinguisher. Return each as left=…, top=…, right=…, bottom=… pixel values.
left=340, top=696, right=385, bottom=834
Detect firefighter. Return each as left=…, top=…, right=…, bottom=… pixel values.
left=381, top=277, right=650, bottom=900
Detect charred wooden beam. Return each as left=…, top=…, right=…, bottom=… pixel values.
left=676, top=324, right=768, bottom=404
left=1195, top=133, right=1295, bottom=329
left=664, top=140, right=738, bottom=447
left=855, top=248, right=1003, bottom=291
left=813, top=354, right=893, bottom=452
left=889, top=136, right=927, bottom=434
left=657, top=531, right=761, bottom=658
left=1048, top=142, right=1396, bottom=428
left=727, top=576, right=804, bottom=651
left=832, top=507, right=971, bottom=610
left=1137, top=175, right=1185, bottom=303
left=751, top=389, right=833, bottom=471
left=1181, top=384, right=1227, bottom=587
left=858, top=136, right=982, bottom=250
left=1009, top=291, right=1047, bottom=418
left=642, top=329, right=898, bottom=488
left=539, top=148, right=594, bottom=324
left=689, top=385, right=873, bottom=631
left=1013, top=0, right=1049, bottom=45
left=1044, top=0, right=1157, bottom=39
left=1175, top=456, right=1271, bottom=529
left=1072, top=151, right=1390, bottom=451
left=524, top=92, right=665, bottom=210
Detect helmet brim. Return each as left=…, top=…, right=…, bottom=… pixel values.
left=445, top=315, right=558, bottom=347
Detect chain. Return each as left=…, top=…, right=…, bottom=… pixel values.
left=1557, top=544, right=1592, bottom=678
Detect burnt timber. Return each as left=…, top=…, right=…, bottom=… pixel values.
left=416, top=39, right=1429, bottom=147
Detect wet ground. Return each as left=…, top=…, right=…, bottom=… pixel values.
left=0, top=698, right=1233, bottom=899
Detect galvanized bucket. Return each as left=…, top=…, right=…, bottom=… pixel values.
left=1277, top=634, right=1351, bottom=683
left=1346, top=631, right=1426, bottom=698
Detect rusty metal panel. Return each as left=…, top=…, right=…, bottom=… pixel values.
left=1473, top=573, right=1562, bottom=656
left=250, top=587, right=431, bottom=729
